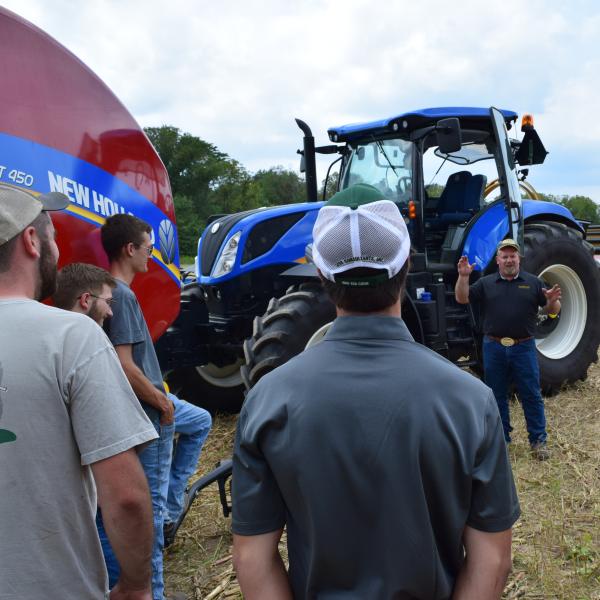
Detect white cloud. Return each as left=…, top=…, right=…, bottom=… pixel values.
left=2, top=0, right=599, bottom=200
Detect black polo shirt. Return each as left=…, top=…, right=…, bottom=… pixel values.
left=232, top=316, right=519, bottom=600
left=469, top=270, right=547, bottom=338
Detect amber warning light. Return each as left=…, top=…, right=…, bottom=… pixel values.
left=521, top=114, right=534, bottom=131
left=408, top=200, right=417, bottom=219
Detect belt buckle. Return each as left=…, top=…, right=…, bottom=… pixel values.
left=500, top=337, right=515, bottom=347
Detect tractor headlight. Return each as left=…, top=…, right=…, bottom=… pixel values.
left=212, top=232, right=241, bottom=278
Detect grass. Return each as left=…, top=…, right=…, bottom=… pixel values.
left=164, top=364, right=600, bottom=599
left=179, top=255, right=196, bottom=266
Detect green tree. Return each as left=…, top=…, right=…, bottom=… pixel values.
left=171, top=194, right=203, bottom=257
left=248, top=167, right=306, bottom=206
left=535, top=192, right=559, bottom=202
left=425, top=183, right=444, bottom=198
left=144, top=125, right=248, bottom=215
left=539, top=192, right=600, bottom=223
left=145, top=127, right=231, bottom=198
left=319, top=170, right=340, bottom=200
left=145, top=125, right=253, bottom=254
left=559, top=195, right=599, bottom=223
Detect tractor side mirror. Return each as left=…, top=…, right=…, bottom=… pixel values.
left=436, top=118, right=462, bottom=154
left=514, top=128, right=548, bottom=165
left=297, top=150, right=306, bottom=173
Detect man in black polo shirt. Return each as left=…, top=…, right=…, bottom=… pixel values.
left=455, top=238, right=561, bottom=459
left=232, top=184, right=520, bottom=600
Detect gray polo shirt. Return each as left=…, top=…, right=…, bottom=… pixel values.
left=233, top=315, right=519, bottom=600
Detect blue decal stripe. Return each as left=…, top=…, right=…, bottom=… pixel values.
left=64, top=204, right=181, bottom=285
left=0, top=131, right=180, bottom=282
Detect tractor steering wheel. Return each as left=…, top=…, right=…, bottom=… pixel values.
left=396, top=176, right=412, bottom=194
left=396, top=176, right=412, bottom=203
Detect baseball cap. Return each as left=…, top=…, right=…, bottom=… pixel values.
left=497, top=238, right=521, bottom=253
left=312, top=183, right=411, bottom=287
left=0, top=183, right=68, bottom=246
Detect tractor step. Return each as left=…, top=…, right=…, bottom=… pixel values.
left=445, top=312, right=469, bottom=320
left=447, top=336, right=475, bottom=345
left=453, top=358, right=479, bottom=368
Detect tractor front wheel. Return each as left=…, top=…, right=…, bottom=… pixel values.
left=166, top=361, right=246, bottom=414
left=241, top=282, right=336, bottom=390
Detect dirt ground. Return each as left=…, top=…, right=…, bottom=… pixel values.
left=164, top=363, right=600, bottom=599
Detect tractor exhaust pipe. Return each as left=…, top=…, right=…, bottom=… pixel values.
left=296, top=118, right=318, bottom=202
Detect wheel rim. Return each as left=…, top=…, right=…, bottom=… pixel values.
left=196, top=359, right=244, bottom=388
left=306, top=323, right=332, bottom=348
left=535, top=264, right=587, bottom=359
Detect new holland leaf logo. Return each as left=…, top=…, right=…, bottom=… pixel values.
left=0, top=362, right=17, bottom=444
left=158, top=219, right=176, bottom=265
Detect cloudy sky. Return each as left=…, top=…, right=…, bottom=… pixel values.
left=4, top=0, right=600, bottom=201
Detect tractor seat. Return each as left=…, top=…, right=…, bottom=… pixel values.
left=426, top=171, right=486, bottom=230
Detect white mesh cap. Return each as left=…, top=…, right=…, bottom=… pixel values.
left=313, top=186, right=410, bottom=285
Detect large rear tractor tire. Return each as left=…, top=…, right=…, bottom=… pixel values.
left=523, top=222, right=600, bottom=395
left=241, top=282, right=336, bottom=390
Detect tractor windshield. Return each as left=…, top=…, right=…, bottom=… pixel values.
left=340, top=139, right=414, bottom=207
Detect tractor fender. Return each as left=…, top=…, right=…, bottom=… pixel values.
left=462, top=200, right=581, bottom=271
left=280, top=262, right=320, bottom=278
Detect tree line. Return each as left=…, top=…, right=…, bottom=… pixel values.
left=535, top=193, right=599, bottom=225
left=145, top=126, right=311, bottom=256
left=145, top=126, right=599, bottom=256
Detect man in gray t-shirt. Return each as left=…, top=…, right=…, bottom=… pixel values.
left=232, top=184, right=520, bottom=600
left=0, top=184, right=156, bottom=599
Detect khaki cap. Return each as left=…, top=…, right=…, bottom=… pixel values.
left=497, top=238, right=521, bottom=253
left=0, top=183, right=68, bottom=246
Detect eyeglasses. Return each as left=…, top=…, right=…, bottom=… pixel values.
left=132, top=242, right=154, bottom=256
left=79, top=293, right=114, bottom=306
left=90, top=294, right=114, bottom=305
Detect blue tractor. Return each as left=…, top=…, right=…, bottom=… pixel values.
left=161, top=107, right=600, bottom=412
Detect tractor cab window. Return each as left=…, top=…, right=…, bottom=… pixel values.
left=433, top=142, right=493, bottom=166
left=422, top=135, right=499, bottom=263
left=423, top=138, right=499, bottom=207
left=341, top=139, right=413, bottom=208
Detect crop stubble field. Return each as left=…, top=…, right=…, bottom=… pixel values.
left=164, top=364, right=600, bottom=599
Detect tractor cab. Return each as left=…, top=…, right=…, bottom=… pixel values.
left=319, top=107, right=547, bottom=274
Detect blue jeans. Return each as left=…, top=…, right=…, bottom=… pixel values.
left=97, top=408, right=174, bottom=600
left=483, top=336, right=547, bottom=445
left=165, top=394, right=212, bottom=525
left=95, top=510, right=119, bottom=588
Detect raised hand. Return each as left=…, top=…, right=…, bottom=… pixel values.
left=543, top=284, right=561, bottom=304
left=457, top=255, right=475, bottom=278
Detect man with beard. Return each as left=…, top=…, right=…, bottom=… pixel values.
left=53, top=262, right=116, bottom=326
left=455, top=239, right=561, bottom=459
left=0, top=183, right=157, bottom=599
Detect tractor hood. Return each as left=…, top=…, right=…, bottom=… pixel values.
left=198, top=202, right=323, bottom=282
